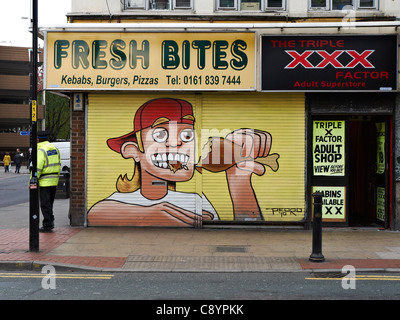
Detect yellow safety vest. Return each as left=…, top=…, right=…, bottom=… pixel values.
left=37, top=141, right=61, bottom=187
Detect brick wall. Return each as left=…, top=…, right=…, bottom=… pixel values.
left=69, top=103, right=86, bottom=226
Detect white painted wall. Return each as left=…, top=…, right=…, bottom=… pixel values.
left=380, top=0, right=400, bottom=17
left=72, top=0, right=122, bottom=14
left=195, top=0, right=214, bottom=14
left=287, top=0, right=308, bottom=17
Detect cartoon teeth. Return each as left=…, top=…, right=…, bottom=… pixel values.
left=151, top=152, right=189, bottom=172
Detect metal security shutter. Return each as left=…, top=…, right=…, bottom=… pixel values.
left=200, top=92, right=306, bottom=223
left=86, top=93, right=200, bottom=226
left=85, top=92, right=305, bottom=226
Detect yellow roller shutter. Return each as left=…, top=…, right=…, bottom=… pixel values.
left=86, top=92, right=305, bottom=226
left=200, top=92, right=306, bottom=223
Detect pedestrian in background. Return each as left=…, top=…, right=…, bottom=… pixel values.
left=3, top=152, right=11, bottom=173
left=26, top=148, right=32, bottom=169
left=14, top=148, right=23, bottom=173
left=35, top=131, right=61, bottom=232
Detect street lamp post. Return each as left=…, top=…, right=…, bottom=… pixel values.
left=29, top=0, right=39, bottom=252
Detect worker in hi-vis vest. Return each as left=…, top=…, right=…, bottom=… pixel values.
left=35, top=131, right=61, bottom=232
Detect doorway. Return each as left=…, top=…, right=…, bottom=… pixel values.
left=311, top=115, right=391, bottom=228
left=348, top=116, right=390, bottom=228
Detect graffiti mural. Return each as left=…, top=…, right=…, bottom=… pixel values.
left=88, top=97, right=280, bottom=227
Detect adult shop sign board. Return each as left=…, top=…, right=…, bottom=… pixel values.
left=261, top=35, right=397, bottom=92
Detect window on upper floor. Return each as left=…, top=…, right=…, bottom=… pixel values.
left=216, top=0, right=286, bottom=11
left=309, top=0, right=378, bottom=10
left=125, top=0, right=193, bottom=10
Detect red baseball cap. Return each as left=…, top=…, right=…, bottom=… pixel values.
left=107, top=98, right=195, bottom=153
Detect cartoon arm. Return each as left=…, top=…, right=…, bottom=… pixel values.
left=88, top=200, right=213, bottom=227
left=224, top=129, right=272, bottom=221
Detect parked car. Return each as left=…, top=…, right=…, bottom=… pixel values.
left=51, top=141, right=70, bottom=198
left=51, top=141, right=70, bottom=172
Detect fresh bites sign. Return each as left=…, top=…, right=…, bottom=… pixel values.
left=261, top=35, right=397, bottom=91
left=45, top=32, right=255, bottom=91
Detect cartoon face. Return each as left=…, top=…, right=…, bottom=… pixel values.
left=137, top=122, right=196, bottom=182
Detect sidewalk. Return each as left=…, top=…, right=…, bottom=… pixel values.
left=1, top=168, right=400, bottom=273
left=1, top=205, right=400, bottom=272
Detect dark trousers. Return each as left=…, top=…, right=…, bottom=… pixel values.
left=40, top=186, right=57, bottom=228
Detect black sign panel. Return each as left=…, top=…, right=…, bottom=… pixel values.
left=261, top=35, right=397, bottom=91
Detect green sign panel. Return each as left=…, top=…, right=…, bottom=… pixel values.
left=312, top=186, right=346, bottom=222
left=313, top=121, right=345, bottom=176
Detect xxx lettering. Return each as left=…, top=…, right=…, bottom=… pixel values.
left=285, top=50, right=375, bottom=69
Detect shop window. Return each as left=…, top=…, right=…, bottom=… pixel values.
left=150, top=0, right=170, bottom=9
left=309, top=0, right=378, bottom=10
left=126, top=0, right=146, bottom=8
left=266, top=0, right=285, bottom=9
left=216, top=0, right=286, bottom=11
left=241, top=0, right=261, bottom=11
left=174, top=0, right=192, bottom=8
left=125, top=0, right=193, bottom=10
left=332, top=0, right=352, bottom=10
left=310, top=0, right=329, bottom=9
left=217, top=0, right=237, bottom=9
left=358, top=0, right=377, bottom=8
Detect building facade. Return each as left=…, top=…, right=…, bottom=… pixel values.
left=43, top=0, right=400, bottom=229
left=0, top=46, right=44, bottom=164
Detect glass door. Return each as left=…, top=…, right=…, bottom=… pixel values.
left=346, top=115, right=391, bottom=228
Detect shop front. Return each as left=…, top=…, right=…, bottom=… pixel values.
left=261, top=34, right=398, bottom=229
left=309, top=94, right=394, bottom=228
left=44, top=27, right=307, bottom=228
left=44, top=26, right=398, bottom=229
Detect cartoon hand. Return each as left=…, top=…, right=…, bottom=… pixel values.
left=225, top=129, right=272, bottom=176
left=152, top=202, right=211, bottom=227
